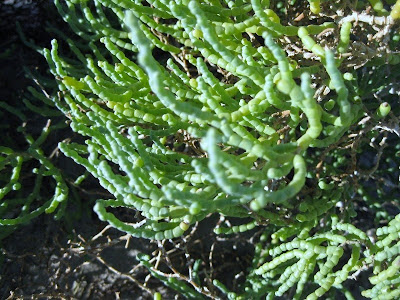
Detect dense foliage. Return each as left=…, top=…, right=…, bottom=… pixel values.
left=2, top=0, right=400, bottom=298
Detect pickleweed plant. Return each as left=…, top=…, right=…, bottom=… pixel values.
left=21, top=0, right=400, bottom=298
left=0, top=107, right=69, bottom=240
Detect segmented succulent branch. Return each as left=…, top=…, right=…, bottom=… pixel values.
left=46, top=0, right=358, bottom=238
left=0, top=110, right=68, bottom=239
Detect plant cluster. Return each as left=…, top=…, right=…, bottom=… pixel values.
left=2, top=0, right=400, bottom=298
